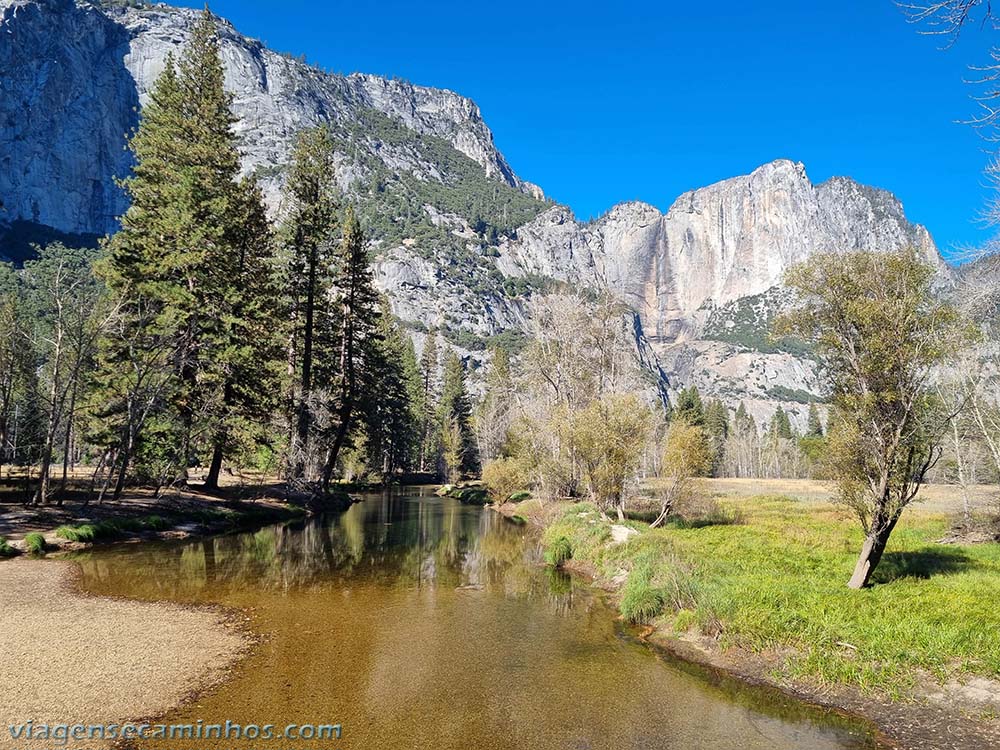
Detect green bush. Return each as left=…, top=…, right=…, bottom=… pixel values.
left=509, top=491, right=532, bottom=503
left=54, top=521, right=126, bottom=543
left=544, top=535, right=573, bottom=567
left=23, top=532, right=46, bottom=555
left=142, top=515, right=171, bottom=531
left=482, top=458, right=530, bottom=504
left=0, top=537, right=17, bottom=558
left=55, top=524, right=99, bottom=543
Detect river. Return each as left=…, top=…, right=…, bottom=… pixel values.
left=71, top=487, right=879, bottom=750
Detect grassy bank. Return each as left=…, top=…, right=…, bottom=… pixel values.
left=539, top=494, right=1000, bottom=698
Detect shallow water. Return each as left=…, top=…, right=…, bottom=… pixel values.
left=72, top=488, right=879, bottom=750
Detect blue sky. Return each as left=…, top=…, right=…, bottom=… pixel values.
left=180, top=0, right=999, bottom=260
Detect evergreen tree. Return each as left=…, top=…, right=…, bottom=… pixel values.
left=96, top=9, right=264, bottom=492
left=204, top=177, right=283, bottom=489
left=321, top=207, right=380, bottom=492
left=703, top=399, right=729, bottom=441
left=360, top=298, right=419, bottom=479
left=771, top=405, right=794, bottom=439
left=95, top=53, right=187, bottom=496
left=806, top=402, right=824, bottom=437
left=734, top=401, right=756, bottom=436
left=703, top=398, right=729, bottom=474
left=438, top=348, right=479, bottom=479
left=476, top=346, right=514, bottom=462
left=0, top=263, right=32, bottom=477
left=418, top=329, right=439, bottom=472
left=400, top=334, right=424, bottom=469
left=281, top=126, right=339, bottom=480
left=674, top=385, right=705, bottom=426
left=169, top=9, right=245, bottom=475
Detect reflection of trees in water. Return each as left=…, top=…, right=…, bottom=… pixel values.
left=73, top=491, right=580, bottom=615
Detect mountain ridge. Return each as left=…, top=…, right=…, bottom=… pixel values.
left=0, top=0, right=952, bottom=429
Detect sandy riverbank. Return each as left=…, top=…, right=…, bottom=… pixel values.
left=0, top=559, right=248, bottom=748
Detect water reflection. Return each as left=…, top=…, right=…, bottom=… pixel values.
left=70, top=489, right=878, bottom=750
left=74, top=488, right=574, bottom=608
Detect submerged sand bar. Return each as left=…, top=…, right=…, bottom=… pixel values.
left=0, top=560, right=246, bottom=747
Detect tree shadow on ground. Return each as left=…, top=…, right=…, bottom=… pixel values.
left=872, top=547, right=974, bottom=583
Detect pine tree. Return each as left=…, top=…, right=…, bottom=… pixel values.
left=674, top=385, right=705, bottom=426
left=321, top=207, right=380, bottom=492
left=93, top=50, right=187, bottom=498
left=476, top=346, right=514, bottom=462
left=806, top=402, right=824, bottom=437
left=418, top=329, right=439, bottom=472
left=400, top=334, right=424, bottom=469
left=359, top=298, right=419, bottom=479
left=95, top=9, right=263, bottom=493
left=771, top=405, right=793, bottom=439
left=170, top=9, right=244, bottom=475
left=438, top=348, right=479, bottom=479
left=703, top=399, right=729, bottom=441
left=281, top=126, right=339, bottom=480
left=204, top=177, right=283, bottom=489
left=734, top=401, right=756, bottom=436
left=702, top=398, right=729, bottom=474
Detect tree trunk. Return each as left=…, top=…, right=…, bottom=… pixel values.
left=650, top=500, right=673, bottom=529
left=33, top=450, right=52, bottom=506
left=111, top=441, right=132, bottom=502
left=204, top=441, right=225, bottom=493
left=847, top=527, right=892, bottom=589
left=58, top=384, right=77, bottom=503
left=292, top=255, right=317, bottom=480
left=322, top=399, right=353, bottom=495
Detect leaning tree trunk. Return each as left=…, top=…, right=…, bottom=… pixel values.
left=847, top=524, right=894, bottom=589
left=650, top=499, right=674, bottom=529
left=204, top=442, right=225, bottom=493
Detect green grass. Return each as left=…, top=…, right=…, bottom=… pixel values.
left=55, top=523, right=102, bottom=543
left=544, top=535, right=574, bottom=566
left=23, top=532, right=46, bottom=555
left=620, top=559, right=665, bottom=623
left=542, top=495, right=1000, bottom=696
left=0, top=536, right=17, bottom=558
left=53, top=514, right=181, bottom=543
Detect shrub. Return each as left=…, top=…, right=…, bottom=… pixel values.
left=544, top=535, right=573, bottom=567
left=23, top=532, right=46, bottom=555
left=457, top=486, right=490, bottom=505
left=482, top=457, right=530, bottom=504
left=0, top=537, right=17, bottom=558
left=508, top=490, right=532, bottom=503
left=55, top=524, right=98, bottom=543
left=142, top=515, right=171, bottom=531
left=54, top=521, right=124, bottom=543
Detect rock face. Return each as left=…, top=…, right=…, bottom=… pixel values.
left=0, top=0, right=530, bottom=237
left=0, top=0, right=953, bottom=427
left=0, top=0, right=139, bottom=234
left=499, top=160, right=945, bottom=344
